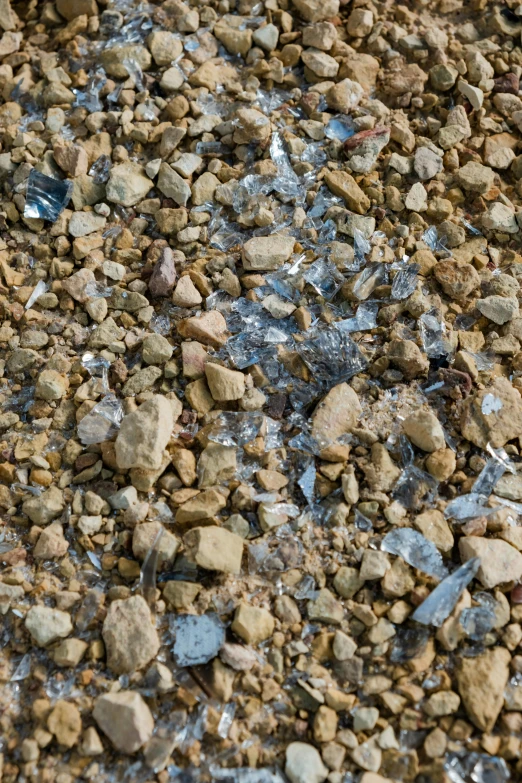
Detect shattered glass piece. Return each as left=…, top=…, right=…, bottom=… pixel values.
left=150, top=313, right=171, bottom=335
left=24, top=169, right=73, bottom=221
left=263, top=503, right=300, bottom=518
left=122, top=57, right=144, bottom=90
left=444, top=751, right=509, bottom=783
left=25, top=279, right=48, bottom=310
left=84, top=281, right=113, bottom=299
left=454, top=313, right=477, bottom=331
left=11, top=654, right=31, bottom=681
left=89, top=154, right=111, bottom=184
left=412, top=558, right=480, bottom=627
left=209, top=412, right=264, bottom=447
left=381, top=529, right=448, bottom=580
left=481, top=393, right=502, bottom=415
left=352, top=262, right=387, bottom=300
left=336, top=302, right=378, bottom=333
left=317, top=218, right=337, bottom=245
left=422, top=225, right=439, bottom=251
left=353, top=228, right=371, bottom=269
left=294, top=574, right=318, bottom=600
left=77, top=394, right=124, bottom=445
left=86, top=551, right=102, bottom=570
left=467, top=351, right=495, bottom=371
left=473, top=446, right=513, bottom=496
left=391, top=263, right=419, bottom=300
left=460, top=594, right=496, bottom=641
left=171, top=613, right=226, bottom=667
left=325, top=115, right=355, bottom=142
left=460, top=217, right=483, bottom=236
left=296, top=326, right=368, bottom=385
left=308, top=187, right=342, bottom=218
left=195, top=141, right=227, bottom=155
left=419, top=308, right=451, bottom=358
left=303, top=259, right=344, bottom=300
left=298, top=463, right=316, bottom=504
left=354, top=509, right=372, bottom=531
left=139, top=528, right=164, bottom=614
left=390, top=628, right=430, bottom=662
left=392, top=465, right=438, bottom=510
left=444, top=493, right=496, bottom=521
left=256, top=88, right=292, bottom=115
left=270, top=133, right=300, bottom=198
left=217, top=703, right=236, bottom=739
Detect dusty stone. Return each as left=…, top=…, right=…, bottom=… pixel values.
left=456, top=647, right=510, bottom=731
left=325, top=170, right=369, bottom=214
left=93, top=691, right=154, bottom=754
left=434, top=260, right=480, bottom=300
left=311, top=382, right=362, bottom=444
left=457, top=161, right=495, bottom=193
left=198, top=442, right=237, bottom=487
left=205, top=362, right=245, bottom=401
left=172, top=276, right=203, bottom=307
left=177, top=310, right=228, bottom=347
left=403, top=410, right=445, bottom=452
left=106, top=163, right=152, bottom=207
left=25, top=606, right=73, bottom=647
left=34, top=523, right=69, bottom=559
left=460, top=377, right=522, bottom=448
left=102, top=595, right=160, bottom=674
left=149, top=247, right=178, bottom=297
left=285, top=742, right=328, bottom=783
left=242, top=235, right=295, bottom=271
left=232, top=603, right=274, bottom=645
left=115, top=396, right=175, bottom=471
left=414, top=510, right=454, bottom=552
left=477, top=295, right=519, bottom=325
left=184, top=526, right=243, bottom=574
left=47, top=701, right=82, bottom=748
left=459, top=537, right=522, bottom=588
left=142, top=334, right=173, bottom=365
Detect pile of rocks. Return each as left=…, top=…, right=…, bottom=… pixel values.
left=1, top=0, right=522, bottom=781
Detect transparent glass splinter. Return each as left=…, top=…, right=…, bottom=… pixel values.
left=24, top=170, right=73, bottom=222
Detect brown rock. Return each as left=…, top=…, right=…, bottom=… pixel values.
left=460, top=377, right=522, bottom=448
left=456, top=647, right=510, bottom=732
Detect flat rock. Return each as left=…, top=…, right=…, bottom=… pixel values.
left=115, top=395, right=175, bottom=471
left=93, top=691, right=154, bottom=754
left=242, top=235, right=295, bottom=271
left=456, top=647, right=510, bottom=731
left=25, top=606, right=73, bottom=647
left=102, top=595, right=160, bottom=674
left=460, top=377, right=522, bottom=448
left=106, top=162, right=153, bottom=207
left=459, top=536, right=522, bottom=588
left=184, top=526, right=244, bottom=574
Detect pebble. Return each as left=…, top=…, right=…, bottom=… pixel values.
left=102, top=595, right=160, bottom=674
left=115, top=395, right=176, bottom=471
left=93, top=691, right=154, bottom=754
left=25, top=606, right=73, bottom=647
left=285, top=742, right=329, bottom=783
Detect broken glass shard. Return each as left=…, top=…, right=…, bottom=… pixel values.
left=270, top=132, right=300, bottom=198
left=390, top=628, right=430, bottom=663
left=391, top=263, right=419, bottom=300
left=472, top=446, right=513, bottom=496
left=77, top=394, right=124, bottom=445
left=295, top=574, right=318, bottom=600
left=481, top=393, right=502, bottom=415
left=308, top=187, right=342, bottom=219
left=422, top=226, right=439, bottom=251
left=217, top=703, right=236, bottom=739
left=89, top=154, right=111, bottom=184
left=444, top=493, right=496, bottom=521
left=444, top=751, right=509, bottom=783
left=195, top=141, right=226, bottom=155
left=419, top=308, right=451, bottom=358
left=11, top=653, right=31, bottom=681
left=303, top=259, right=344, bottom=300
left=412, top=558, right=480, bottom=627
left=298, top=463, right=316, bottom=505
left=171, top=613, right=225, bottom=667
left=139, top=528, right=164, bottom=614
left=354, top=509, right=372, bottom=531
left=325, top=116, right=355, bottom=142
left=352, top=262, right=387, bottom=300
left=460, top=593, right=496, bottom=640
left=392, top=465, right=438, bottom=511
left=381, top=529, right=448, bottom=580
left=296, top=326, right=368, bottom=385
left=336, top=302, right=378, bottom=333
left=122, top=57, right=144, bottom=90
left=24, top=169, right=73, bottom=222
left=25, top=279, right=48, bottom=310
left=353, top=228, right=371, bottom=269
left=84, top=281, right=113, bottom=299
left=459, top=217, right=483, bottom=237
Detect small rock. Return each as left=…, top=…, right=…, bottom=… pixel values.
left=403, top=410, right=446, bottom=452
left=93, top=691, right=154, bottom=754
left=148, top=246, right=178, bottom=297
left=106, top=162, right=153, bottom=207
left=456, top=647, right=510, bottom=731
left=324, top=170, right=369, bottom=214
left=482, top=203, right=518, bottom=234
left=34, top=523, right=69, bottom=559
left=457, top=161, right=495, bottom=193
left=184, top=526, right=243, bottom=574
left=461, top=377, right=522, bottom=448
left=476, top=295, right=519, bottom=324
left=459, top=537, right=522, bottom=588
left=232, top=603, right=275, bottom=645
left=115, top=396, right=175, bottom=471
left=47, top=701, right=82, bottom=749
left=172, top=275, right=203, bottom=307
left=285, top=741, right=328, bottom=783
left=102, top=595, right=160, bottom=674
left=205, top=362, right=245, bottom=401
left=413, top=147, right=443, bottom=181
left=242, top=235, right=295, bottom=271
left=25, top=606, right=73, bottom=647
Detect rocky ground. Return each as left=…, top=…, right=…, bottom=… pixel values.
left=3, top=0, right=522, bottom=781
